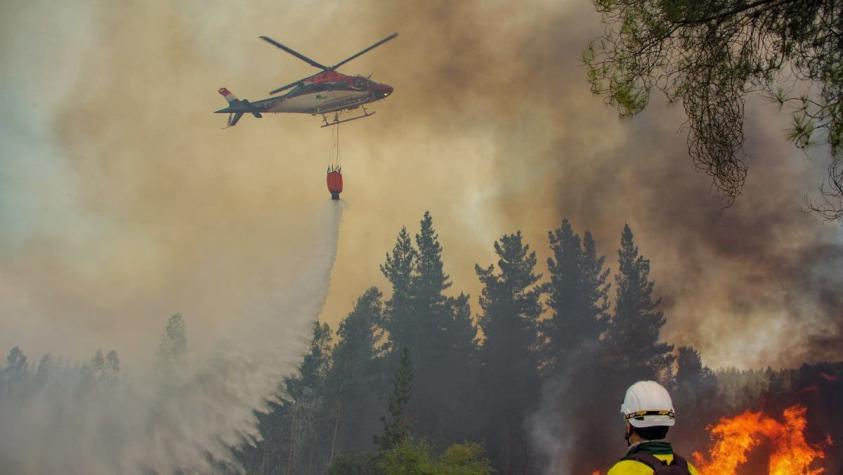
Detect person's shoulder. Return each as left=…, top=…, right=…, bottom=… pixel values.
left=606, top=459, right=654, bottom=475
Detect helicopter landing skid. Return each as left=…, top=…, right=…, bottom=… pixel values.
left=321, top=107, right=375, bottom=128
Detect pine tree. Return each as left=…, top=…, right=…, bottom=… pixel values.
left=90, top=349, right=105, bottom=370
left=670, top=346, right=718, bottom=451
left=4, top=347, right=27, bottom=375
left=674, top=347, right=715, bottom=392
left=381, top=213, right=478, bottom=443
left=606, top=224, right=674, bottom=380
left=285, top=321, right=334, bottom=475
left=84, top=349, right=106, bottom=382
left=414, top=212, right=451, bottom=301
left=34, top=354, right=53, bottom=386
left=410, top=211, right=452, bottom=381
left=156, top=313, right=187, bottom=369
left=445, top=293, right=478, bottom=369
left=475, top=232, right=542, bottom=474
left=440, top=291, right=481, bottom=442
left=326, top=287, right=388, bottom=461
left=82, top=349, right=119, bottom=388
left=241, top=321, right=335, bottom=475
left=103, top=350, right=120, bottom=384
left=542, top=220, right=610, bottom=373
left=380, top=227, right=417, bottom=355
left=376, top=346, right=413, bottom=453
left=409, top=212, right=478, bottom=442
left=1, top=346, right=28, bottom=386
left=580, top=231, right=611, bottom=334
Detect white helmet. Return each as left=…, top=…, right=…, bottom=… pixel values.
left=620, top=380, right=676, bottom=428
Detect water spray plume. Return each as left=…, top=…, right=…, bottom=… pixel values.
left=0, top=203, right=344, bottom=474
left=693, top=405, right=828, bottom=475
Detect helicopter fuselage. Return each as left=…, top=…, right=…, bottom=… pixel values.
left=270, top=72, right=393, bottom=114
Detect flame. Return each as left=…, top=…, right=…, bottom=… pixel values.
left=693, top=405, right=827, bottom=475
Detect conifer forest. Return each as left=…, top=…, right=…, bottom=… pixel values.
left=4, top=213, right=839, bottom=474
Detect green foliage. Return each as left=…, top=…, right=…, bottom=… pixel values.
left=606, top=224, right=674, bottom=379
left=542, top=220, right=611, bottom=373
left=414, top=211, right=451, bottom=300
left=380, top=439, right=492, bottom=475
left=381, top=227, right=417, bottom=354
left=380, top=439, right=438, bottom=475
left=326, top=287, right=388, bottom=456
left=240, top=321, right=335, bottom=475
left=446, top=292, right=478, bottom=366
left=475, top=231, right=542, bottom=472
left=379, top=212, right=480, bottom=445
left=376, top=347, right=413, bottom=452
left=437, top=442, right=493, bottom=475
left=299, top=322, right=334, bottom=387
left=381, top=227, right=416, bottom=298
left=585, top=0, right=843, bottom=215
left=476, top=232, right=543, bottom=357
left=669, top=346, right=720, bottom=451
left=328, top=452, right=383, bottom=475
left=285, top=321, right=334, bottom=473
left=330, top=288, right=384, bottom=390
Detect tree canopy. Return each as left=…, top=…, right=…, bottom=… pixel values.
left=584, top=0, right=843, bottom=217
left=6, top=212, right=842, bottom=473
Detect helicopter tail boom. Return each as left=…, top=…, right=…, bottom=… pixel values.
left=217, top=87, right=264, bottom=127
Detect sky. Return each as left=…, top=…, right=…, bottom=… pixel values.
left=1, top=0, right=841, bottom=370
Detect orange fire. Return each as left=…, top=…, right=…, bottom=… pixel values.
left=693, top=405, right=827, bottom=475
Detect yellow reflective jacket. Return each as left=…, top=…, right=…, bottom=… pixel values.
left=606, top=441, right=699, bottom=475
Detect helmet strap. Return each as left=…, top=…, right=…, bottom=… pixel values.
left=624, top=424, right=633, bottom=446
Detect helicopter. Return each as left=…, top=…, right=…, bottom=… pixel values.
left=215, top=32, right=397, bottom=128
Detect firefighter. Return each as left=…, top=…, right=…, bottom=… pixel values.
left=607, top=381, right=699, bottom=475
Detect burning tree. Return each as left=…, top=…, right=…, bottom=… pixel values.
left=693, top=405, right=828, bottom=475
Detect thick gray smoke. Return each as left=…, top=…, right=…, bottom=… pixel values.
left=353, top=0, right=843, bottom=370
left=0, top=203, right=342, bottom=474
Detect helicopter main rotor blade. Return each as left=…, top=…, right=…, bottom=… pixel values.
left=329, top=32, right=398, bottom=70
left=269, top=79, right=301, bottom=95
left=259, top=36, right=329, bottom=70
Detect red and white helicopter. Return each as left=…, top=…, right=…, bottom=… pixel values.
left=216, top=33, right=397, bottom=128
